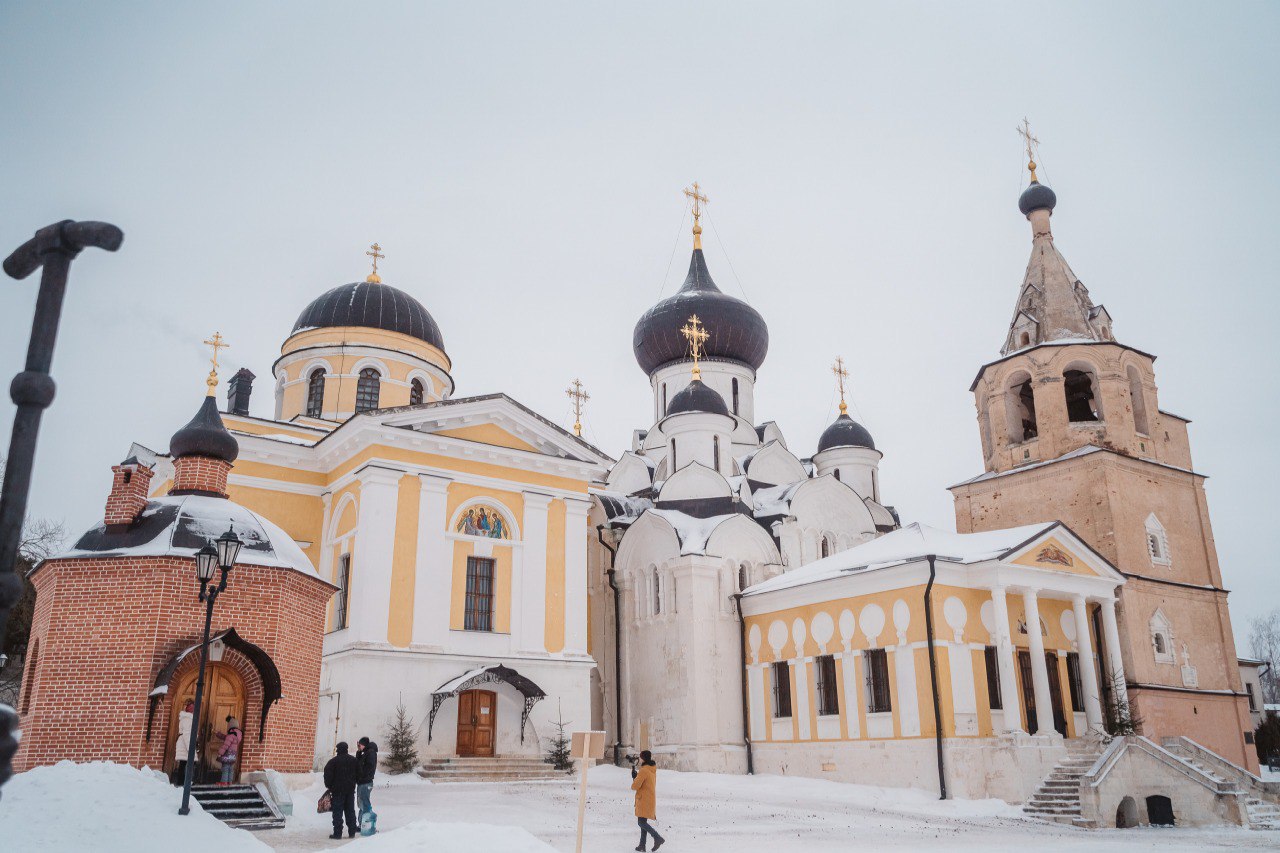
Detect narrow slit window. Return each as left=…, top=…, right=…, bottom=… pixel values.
left=332, top=554, right=352, bottom=631
left=815, top=654, right=839, bottom=716
left=410, top=378, right=425, bottom=406
left=653, top=570, right=662, bottom=616
left=464, top=556, right=495, bottom=631
left=1066, top=652, right=1085, bottom=713
left=984, top=645, right=1003, bottom=710
left=864, top=648, right=892, bottom=713
left=772, top=661, right=793, bottom=718
left=732, top=378, right=740, bottom=415
left=306, top=369, right=325, bottom=418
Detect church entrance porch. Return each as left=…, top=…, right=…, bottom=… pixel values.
left=428, top=664, right=546, bottom=758
left=455, top=690, right=496, bottom=757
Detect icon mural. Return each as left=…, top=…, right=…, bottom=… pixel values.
left=456, top=504, right=510, bottom=539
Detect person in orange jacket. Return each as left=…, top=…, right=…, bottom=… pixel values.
left=630, top=750, right=665, bottom=851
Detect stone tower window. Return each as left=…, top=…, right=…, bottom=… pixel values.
left=306, top=368, right=325, bottom=418
left=1127, top=366, right=1149, bottom=435
left=410, top=378, right=425, bottom=406
left=1005, top=371, right=1038, bottom=442
left=355, top=368, right=381, bottom=413
left=1019, top=331, right=1030, bottom=347
left=1145, top=514, right=1171, bottom=566
left=1150, top=609, right=1175, bottom=664
left=1063, top=364, right=1102, bottom=422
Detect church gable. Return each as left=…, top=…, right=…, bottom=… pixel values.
left=434, top=423, right=540, bottom=453
left=1004, top=528, right=1120, bottom=580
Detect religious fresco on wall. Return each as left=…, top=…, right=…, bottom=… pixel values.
left=455, top=504, right=510, bottom=539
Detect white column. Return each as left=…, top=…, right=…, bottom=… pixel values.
left=840, top=652, right=861, bottom=738
left=349, top=466, right=402, bottom=644
left=990, top=588, right=1023, bottom=733
left=1099, top=597, right=1129, bottom=712
left=412, top=474, right=453, bottom=647
left=747, top=664, right=766, bottom=741
left=793, top=658, right=812, bottom=740
left=521, top=492, right=552, bottom=653
left=893, top=645, right=921, bottom=737
left=563, top=497, right=591, bottom=656
left=1072, top=594, right=1104, bottom=731
left=1021, top=589, right=1055, bottom=736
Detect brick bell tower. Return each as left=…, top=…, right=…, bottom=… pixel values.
left=949, top=146, right=1256, bottom=771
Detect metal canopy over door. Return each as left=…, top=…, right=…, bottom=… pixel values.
left=456, top=689, right=496, bottom=757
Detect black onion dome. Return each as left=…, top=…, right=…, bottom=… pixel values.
left=665, top=379, right=730, bottom=417
left=292, top=281, right=447, bottom=353
left=633, top=249, right=769, bottom=375
left=817, top=413, right=875, bottom=452
left=170, top=396, right=239, bottom=462
left=1018, top=181, right=1057, bottom=216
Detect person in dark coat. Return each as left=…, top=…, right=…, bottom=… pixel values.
left=355, top=737, right=379, bottom=825
left=323, top=741, right=360, bottom=839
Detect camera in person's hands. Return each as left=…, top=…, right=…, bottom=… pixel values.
left=625, top=753, right=640, bottom=765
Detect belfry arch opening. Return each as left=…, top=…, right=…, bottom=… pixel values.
left=1127, top=365, right=1149, bottom=435
left=1063, top=362, right=1102, bottom=423
left=1005, top=371, right=1038, bottom=443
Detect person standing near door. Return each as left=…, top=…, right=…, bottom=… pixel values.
left=323, top=742, right=360, bottom=840
left=630, top=750, right=665, bottom=851
left=216, top=717, right=242, bottom=785
left=356, top=737, right=378, bottom=828
left=172, top=699, right=195, bottom=786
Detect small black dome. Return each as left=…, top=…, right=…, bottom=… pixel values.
left=1018, top=181, right=1057, bottom=216
left=633, top=250, right=769, bottom=375
left=817, top=413, right=875, bottom=452
left=665, top=379, right=730, bottom=417
left=170, top=396, right=239, bottom=462
left=292, top=281, right=447, bottom=354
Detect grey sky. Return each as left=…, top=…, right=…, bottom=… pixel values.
left=2, top=2, right=1276, bottom=648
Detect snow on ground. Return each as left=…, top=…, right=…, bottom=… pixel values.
left=334, top=820, right=555, bottom=851
left=0, top=761, right=271, bottom=852
left=265, top=765, right=1280, bottom=853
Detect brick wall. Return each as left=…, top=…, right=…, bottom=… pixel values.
left=16, top=555, right=332, bottom=774
left=103, top=463, right=154, bottom=526
left=171, top=456, right=232, bottom=497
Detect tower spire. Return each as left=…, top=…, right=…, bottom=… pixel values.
left=832, top=356, right=850, bottom=415
left=365, top=242, right=384, bottom=283
left=683, top=182, right=709, bottom=250
left=566, top=378, right=589, bottom=437
left=680, top=314, right=710, bottom=379
left=202, top=332, right=229, bottom=397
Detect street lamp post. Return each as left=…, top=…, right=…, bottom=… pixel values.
left=178, top=526, right=242, bottom=816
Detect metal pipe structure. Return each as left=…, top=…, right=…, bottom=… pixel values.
left=733, top=592, right=755, bottom=775
left=596, top=526, right=624, bottom=767
left=923, top=554, right=947, bottom=800
left=0, top=220, right=123, bottom=795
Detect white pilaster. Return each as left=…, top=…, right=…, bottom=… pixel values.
left=948, top=642, right=979, bottom=736
left=349, top=466, right=402, bottom=644
left=990, top=588, right=1023, bottom=733
left=748, top=664, right=766, bottom=740
left=893, top=645, right=921, bottom=737
left=317, top=491, right=334, bottom=581
left=521, top=492, right=552, bottom=653
left=793, top=659, right=812, bottom=740
left=1072, top=595, right=1104, bottom=731
left=412, top=474, right=453, bottom=646
left=1099, top=597, right=1129, bottom=713
left=840, top=651, right=861, bottom=738
left=563, top=497, right=591, bottom=656
left=1022, top=589, right=1055, bottom=735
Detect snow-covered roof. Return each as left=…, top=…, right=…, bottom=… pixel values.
left=594, top=490, right=653, bottom=524
left=745, top=521, right=1054, bottom=595
left=54, top=494, right=318, bottom=578
left=648, top=508, right=741, bottom=555
left=751, top=481, right=803, bottom=517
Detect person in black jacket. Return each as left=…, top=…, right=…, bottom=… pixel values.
left=323, top=741, right=360, bottom=839
left=355, top=737, right=379, bottom=825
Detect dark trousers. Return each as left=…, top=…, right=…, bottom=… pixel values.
left=638, top=817, right=664, bottom=848
left=171, top=760, right=187, bottom=786
left=331, top=790, right=357, bottom=835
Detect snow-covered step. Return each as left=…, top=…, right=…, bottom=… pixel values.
left=190, top=784, right=285, bottom=831
left=418, top=758, right=572, bottom=783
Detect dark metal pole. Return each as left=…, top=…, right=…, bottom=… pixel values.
left=179, top=587, right=217, bottom=815
left=0, top=220, right=122, bottom=795
left=923, top=555, right=947, bottom=800
left=596, top=526, right=624, bottom=767
left=733, top=593, right=755, bottom=775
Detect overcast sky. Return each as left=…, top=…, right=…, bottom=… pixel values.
left=2, top=2, right=1276, bottom=648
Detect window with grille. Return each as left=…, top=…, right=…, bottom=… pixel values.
left=815, top=654, right=839, bottom=716
left=306, top=369, right=325, bottom=418
left=984, top=645, right=1003, bottom=710
left=409, top=378, right=425, bottom=405
left=464, top=557, right=495, bottom=631
left=1066, top=652, right=1085, bottom=712
left=864, top=648, right=892, bottom=713
left=355, top=368, right=381, bottom=412
left=331, top=554, right=351, bottom=631
left=772, top=661, right=792, bottom=718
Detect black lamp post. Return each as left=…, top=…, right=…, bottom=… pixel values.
left=178, top=526, right=241, bottom=815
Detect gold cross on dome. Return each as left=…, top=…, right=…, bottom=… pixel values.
left=683, top=182, right=709, bottom=249
left=566, top=378, right=590, bottom=437
left=203, top=332, right=229, bottom=396
left=366, top=242, right=384, bottom=283
left=1017, top=117, right=1041, bottom=182
left=680, top=314, right=711, bottom=379
left=832, top=356, right=850, bottom=415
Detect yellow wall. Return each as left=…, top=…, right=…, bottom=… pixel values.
left=544, top=499, right=566, bottom=653
left=436, top=424, right=539, bottom=453
left=387, top=474, right=421, bottom=646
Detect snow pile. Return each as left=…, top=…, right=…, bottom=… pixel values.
left=324, top=819, right=556, bottom=852
left=0, top=761, right=270, bottom=852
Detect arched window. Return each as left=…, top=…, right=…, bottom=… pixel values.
left=713, top=435, right=721, bottom=471
left=833, top=469, right=841, bottom=482
left=410, top=378, right=425, bottom=406
left=1150, top=609, right=1175, bottom=664
left=355, top=368, right=381, bottom=412
left=670, top=438, right=677, bottom=471
left=1145, top=513, right=1171, bottom=566
left=1019, top=331, right=1030, bottom=347
left=653, top=570, right=662, bottom=616
left=738, top=564, right=749, bottom=591
left=1005, top=371, right=1038, bottom=442
left=306, top=369, right=325, bottom=418
left=1127, top=366, right=1149, bottom=435
left=732, top=378, right=740, bottom=415
left=1063, top=364, right=1102, bottom=423
left=662, top=383, right=668, bottom=415
left=1153, top=633, right=1167, bottom=655
left=820, top=536, right=831, bottom=559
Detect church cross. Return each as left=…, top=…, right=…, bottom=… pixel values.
left=680, top=314, right=710, bottom=379
left=683, top=182, right=709, bottom=249
left=566, top=378, right=590, bottom=437
left=832, top=356, right=850, bottom=415
left=203, top=332, right=229, bottom=396
left=366, top=242, right=384, bottom=282
left=1017, top=117, right=1041, bottom=182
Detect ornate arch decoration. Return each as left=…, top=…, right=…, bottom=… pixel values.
left=146, top=627, right=282, bottom=742
left=450, top=497, right=521, bottom=540
left=300, top=357, right=335, bottom=380
left=349, top=355, right=391, bottom=377
left=327, top=491, right=360, bottom=542
left=427, top=664, right=546, bottom=744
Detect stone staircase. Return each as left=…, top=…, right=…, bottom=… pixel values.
left=417, top=756, right=573, bottom=783
left=1022, top=742, right=1103, bottom=826
left=191, top=783, right=286, bottom=830
left=1160, top=739, right=1280, bottom=831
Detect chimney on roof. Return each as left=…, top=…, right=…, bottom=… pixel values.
left=227, top=368, right=255, bottom=417
left=104, top=456, right=155, bottom=528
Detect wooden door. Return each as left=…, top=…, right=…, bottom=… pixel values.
left=168, top=664, right=245, bottom=782
left=1017, top=650, right=1036, bottom=732
left=456, top=690, right=496, bottom=757
left=1044, top=652, right=1068, bottom=736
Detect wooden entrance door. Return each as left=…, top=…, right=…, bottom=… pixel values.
left=456, top=690, right=496, bottom=757
left=1017, top=650, right=1068, bottom=735
left=1044, top=651, right=1069, bottom=736
left=168, top=663, right=246, bottom=782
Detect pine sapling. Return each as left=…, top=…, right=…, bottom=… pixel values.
left=545, top=701, right=573, bottom=771
left=383, top=699, right=420, bottom=774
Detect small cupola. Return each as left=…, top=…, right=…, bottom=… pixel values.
left=665, top=379, right=730, bottom=418
left=169, top=391, right=240, bottom=498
